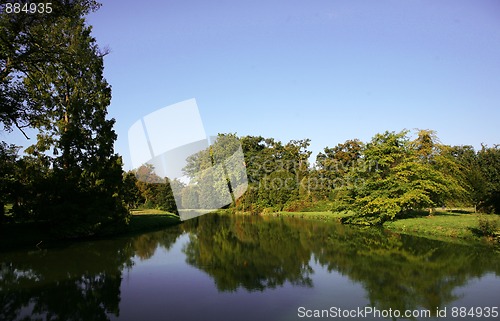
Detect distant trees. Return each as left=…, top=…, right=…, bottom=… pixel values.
left=476, top=145, right=500, bottom=213
left=230, top=129, right=498, bottom=224
left=131, top=164, right=178, bottom=214
left=234, top=136, right=311, bottom=212
left=0, top=143, right=18, bottom=221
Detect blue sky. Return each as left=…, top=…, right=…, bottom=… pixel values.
left=7, top=0, right=500, bottom=169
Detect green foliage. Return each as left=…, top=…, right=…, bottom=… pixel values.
left=122, top=171, right=144, bottom=209
left=218, top=129, right=493, bottom=225
left=477, top=215, right=499, bottom=238
left=342, top=130, right=467, bottom=225
left=181, top=185, right=199, bottom=209
left=1, top=1, right=129, bottom=236
left=0, top=143, right=19, bottom=221
left=1, top=1, right=100, bottom=134
left=133, top=165, right=179, bottom=214
left=476, top=145, right=500, bottom=213
left=258, top=170, right=298, bottom=210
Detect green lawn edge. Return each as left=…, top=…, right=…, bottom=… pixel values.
left=227, top=209, right=500, bottom=245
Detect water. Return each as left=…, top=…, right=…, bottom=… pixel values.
left=1, top=214, right=499, bottom=321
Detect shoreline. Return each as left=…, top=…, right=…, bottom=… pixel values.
left=2, top=208, right=498, bottom=251
left=0, top=211, right=181, bottom=251
left=225, top=209, right=500, bottom=246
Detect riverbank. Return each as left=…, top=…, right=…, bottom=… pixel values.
left=242, top=209, right=500, bottom=244
left=383, top=211, right=500, bottom=243
left=0, top=210, right=181, bottom=251
left=119, top=210, right=181, bottom=236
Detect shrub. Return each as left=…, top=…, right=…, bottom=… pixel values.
left=477, top=216, right=499, bottom=237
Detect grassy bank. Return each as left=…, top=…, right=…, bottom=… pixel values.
left=383, top=211, right=500, bottom=243
left=119, top=210, right=181, bottom=236
left=258, top=210, right=353, bottom=222
left=233, top=208, right=500, bottom=244
left=0, top=209, right=181, bottom=251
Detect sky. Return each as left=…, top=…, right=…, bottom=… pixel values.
left=6, top=0, right=500, bottom=169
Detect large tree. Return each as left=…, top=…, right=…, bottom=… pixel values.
left=344, top=130, right=466, bottom=224
left=1, top=1, right=128, bottom=236
left=1, top=1, right=102, bottom=135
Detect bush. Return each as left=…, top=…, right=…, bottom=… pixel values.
left=477, top=215, right=499, bottom=237
left=283, top=199, right=312, bottom=212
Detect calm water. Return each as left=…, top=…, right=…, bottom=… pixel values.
left=1, top=214, right=499, bottom=321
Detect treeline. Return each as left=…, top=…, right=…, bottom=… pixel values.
left=231, top=130, right=499, bottom=224
left=123, top=130, right=499, bottom=225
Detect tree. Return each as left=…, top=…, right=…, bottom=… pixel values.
left=345, top=130, right=465, bottom=224
left=0, top=142, right=19, bottom=221
left=315, top=139, right=365, bottom=201
left=476, top=145, right=500, bottom=213
left=122, top=171, right=144, bottom=209
left=1, top=1, right=102, bottom=136
left=316, top=139, right=364, bottom=174
left=182, top=133, right=247, bottom=210
left=1, top=1, right=128, bottom=236
left=446, top=145, right=485, bottom=208
left=258, top=170, right=298, bottom=210
left=133, top=164, right=178, bottom=213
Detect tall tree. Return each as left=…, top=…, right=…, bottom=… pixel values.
left=1, top=1, right=128, bottom=236
left=1, top=1, right=101, bottom=136
left=476, top=145, right=500, bottom=213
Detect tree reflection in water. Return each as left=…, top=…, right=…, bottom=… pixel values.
left=181, top=214, right=500, bottom=314
left=1, top=214, right=499, bottom=320
left=0, top=227, right=182, bottom=321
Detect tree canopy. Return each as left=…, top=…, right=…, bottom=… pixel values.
left=1, top=1, right=128, bottom=236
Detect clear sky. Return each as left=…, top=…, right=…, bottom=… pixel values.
left=9, top=0, right=500, bottom=169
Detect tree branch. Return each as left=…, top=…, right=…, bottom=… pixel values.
left=13, top=118, right=30, bottom=140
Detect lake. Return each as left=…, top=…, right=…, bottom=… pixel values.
left=1, top=213, right=499, bottom=321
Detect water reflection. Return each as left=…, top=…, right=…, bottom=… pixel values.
left=182, top=215, right=314, bottom=291
left=181, top=215, right=500, bottom=315
left=0, top=214, right=499, bottom=320
left=0, top=229, right=182, bottom=321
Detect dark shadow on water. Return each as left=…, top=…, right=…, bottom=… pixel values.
left=0, top=226, right=183, bottom=321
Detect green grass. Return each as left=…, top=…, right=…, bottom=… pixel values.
left=253, top=208, right=500, bottom=244
left=130, top=208, right=171, bottom=215
left=122, top=212, right=180, bottom=235
left=384, top=211, right=500, bottom=242
left=259, top=211, right=353, bottom=222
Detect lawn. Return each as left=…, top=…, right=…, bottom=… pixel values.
left=124, top=211, right=180, bottom=235
left=257, top=208, right=500, bottom=244
left=384, top=211, right=500, bottom=242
